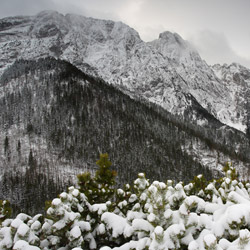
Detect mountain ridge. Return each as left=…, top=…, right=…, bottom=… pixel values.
left=0, top=10, right=249, bottom=133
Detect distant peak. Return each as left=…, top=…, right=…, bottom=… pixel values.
left=159, top=31, right=173, bottom=39
left=213, top=62, right=244, bottom=70
left=159, top=31, right=182, bottom=40
left=158, top=31, right=187, bottom=47
left=35, top=10, right=62, bottom=18
left=230, top=62, right=242, bottom=68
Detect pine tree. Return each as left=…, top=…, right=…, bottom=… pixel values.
left=77, top=153, right=117, bottom=204
left=4, top=136, right=9, bottom=155
left=95, top=153, right=117, bottom=203
left=4, top=136, right=10, bottom=161
left=28, top=149, right=36, bottom=168
left=17, top=139, right=21, bottom=161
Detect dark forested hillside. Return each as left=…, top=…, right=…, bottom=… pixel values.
left=0, top=58, right=249, bottom=215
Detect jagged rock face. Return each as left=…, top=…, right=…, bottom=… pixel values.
left=0, top=11, right=249, bottom=132
left=212, top=63, right=250, bottom=84
left=211, top=63, right=250, bottom=132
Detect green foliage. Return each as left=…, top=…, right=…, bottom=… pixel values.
left=95, top=153, right=116, bottom=186
left=222, top=162, right=238, bottom=180
left=44, top=200, right=52, bottom=216
left=223, top=162, right=231, bottom=173
left=189, top=162, right=241, bottom=199
left=190, top=174, right=207, bottom=195
left=215, top=162, right=239, bottom=190
left=0, top=200, right=11, bottom=224
left=77, top=172, right=96, bottom=202
left=77, top=153, right=117, bottom=204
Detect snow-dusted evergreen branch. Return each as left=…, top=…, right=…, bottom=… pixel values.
left=0, top=159, right=250, bottom=250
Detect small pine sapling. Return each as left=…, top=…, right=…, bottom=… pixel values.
left=77, top=153, right=117, bottom=205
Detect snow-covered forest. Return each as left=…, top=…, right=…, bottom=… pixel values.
left=1, top=154, right=250, bottom=250
left=1, top=58, right=250, bottom=216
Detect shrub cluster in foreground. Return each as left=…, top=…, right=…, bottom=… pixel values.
left=0, top=155, right=250, bottom=250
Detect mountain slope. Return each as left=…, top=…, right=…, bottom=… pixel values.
left=0, top=11, right=249, bottom=132
left=1, top=58, right=250, bottom=215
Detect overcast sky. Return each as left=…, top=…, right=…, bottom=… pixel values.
left=1, top=0, right=250, bottom=68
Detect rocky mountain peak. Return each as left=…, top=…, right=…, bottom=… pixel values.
left=30, top=10, right=69, bottom=38
left=35, top=10, right=61, bottom=18
left=158, top=31, right=185, bottom=46
left=150, top=30, right=201, bottom=66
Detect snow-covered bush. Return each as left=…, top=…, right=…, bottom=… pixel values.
left=1, top=163, right=250, bottom=250
left=0, top=213, right=43, bottom=249
left=98, top=167, right=250, bottom=250
left=42, top=186, right=93, bottom=249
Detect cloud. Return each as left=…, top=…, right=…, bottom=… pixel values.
left=189, top=30, right=250, bottom=68
left=116, top=0, right=144, bottom=24
left=134, top=24, right=166, bottom=42
left=0, top=0, right=122, bottom=21
left=0, top=0, right=57, bottom=17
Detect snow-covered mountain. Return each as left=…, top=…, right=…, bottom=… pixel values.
left=0, top=10, right=249, bottom=133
